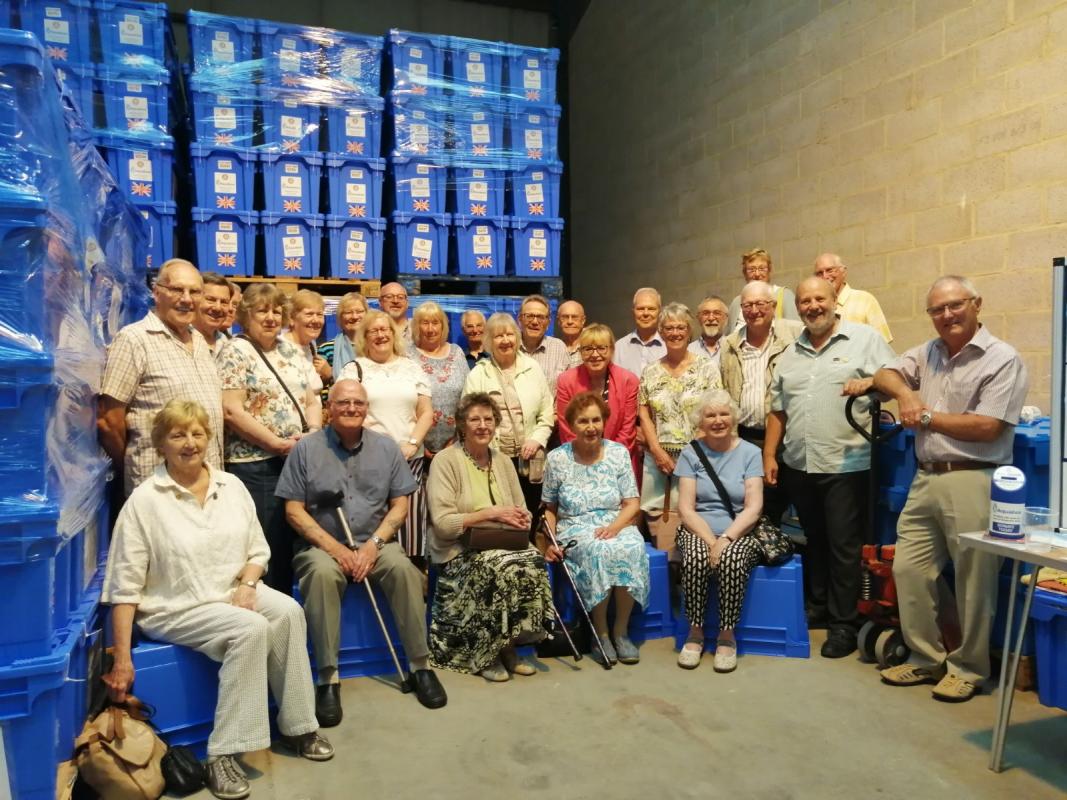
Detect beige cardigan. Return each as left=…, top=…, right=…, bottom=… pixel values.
left=426, top=444, right=526, bottom=564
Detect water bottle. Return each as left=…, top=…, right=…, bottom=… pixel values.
left=988, top=466, right=1026, bottom=541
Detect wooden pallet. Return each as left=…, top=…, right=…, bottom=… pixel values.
left=397, top=273, right=563, bottom=298
left=230, top=276, right=381, bottom=298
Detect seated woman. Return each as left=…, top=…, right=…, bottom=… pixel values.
left=542, top=392, right=649, bottom=666
left=673, top=390, right=764, bottom=673
left=100, top=400, right=332, bottom=800
left=426, top=392, right=553, bottom=683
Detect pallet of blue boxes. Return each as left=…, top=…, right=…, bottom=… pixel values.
left=387, top=30, right=563, bottom=280
left=187, top=11, right=387, bottom=280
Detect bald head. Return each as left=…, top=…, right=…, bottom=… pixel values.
left=379, top=282, right=409, bottom=320
left=328, top=378, right=367, bottom=403
left=740, top=281, right=774, bottom=303
left=557, top=300, right=586, bottom=343
left=157, top=258, right=199, bottom=286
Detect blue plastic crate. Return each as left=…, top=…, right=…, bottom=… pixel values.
left=0, top=0, right=10, bottom=26
left=0, top=191, right=48, bottom=348
left=258, top=20, right=324, bottom=87
left=1013, top=418, right=1050, bottom=507
left=449, top=39, right=505, bottom=99
left=509, top=160, right=561, bottom=217
left=261, top=92, right=321, bottom=152
left=388, top=29, right=448, bottom=96
left=392, top=156, right=448, bottom=215
left=186, top=10, right=256, bottom=74
left=188, top=78, right=257, bottom=147
left=0, top=503, right=62, bottom=665
left=508, top=104, right=560, bottom=161
left=326, top=580, right=409, bottom=678
left=876, top=425, right=916, bottom=494
left=193, top=208, right=258, bottom=277
left=190, top=143, right=257, bottom=210
left=324, top=96, right=383, bottom=157
left=506, top=45, right=559, bottom=105
left=325, top=155, right=384, bottom=218
left=96, top=131, right=173, bottom=202
left=1031, top=587, right=1067, bottom=711
left=133, top=199, right=175, bottom=270
left=94, top=0, right=168, bottom=69
left=326, top=215, right=385, bottom=279
left=261, top=212, right=323, bottom=278
left=98, top=66, right=170, bottom=134
left=0, top=354, right=55, bottom=497
left=54, top=62, right=94, bottom=125
left=450, top=103, right=508, bottom=162
left=453, top=165, right=505, bottom=216
left=629, top=543, right=673, bottom=641
left=19, top=0, right=92, bottom=63
left=260, top=150, right=322, bottom=215
left=509, top=216, right=562, bottom=277
left=453, top=214, right=507, bottom=277
left=392, top=211, right=450, bottom=275
left=321, top=30, right=383, bottom=96
left=390, top=95, right=446, bottom=156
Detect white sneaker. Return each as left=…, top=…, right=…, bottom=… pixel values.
left=713, top=641, right=737, bottom=673
left=677, top=641, right=703, bottom=670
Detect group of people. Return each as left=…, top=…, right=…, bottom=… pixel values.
left=96, top=249, right=1028, bottom=799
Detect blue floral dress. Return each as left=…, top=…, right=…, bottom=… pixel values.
left=541, top=441, right=650, bottom=609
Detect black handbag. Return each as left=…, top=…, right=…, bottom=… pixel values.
left=688, top=440, right=795, bottom=567
left=160, top=746, right=206, bottom=796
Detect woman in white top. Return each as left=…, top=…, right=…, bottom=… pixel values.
left=409, top=300, right=470, bottom=456
left=339, top=309, right=433, bottom=559
left=101, top=400, right=332, bottom=800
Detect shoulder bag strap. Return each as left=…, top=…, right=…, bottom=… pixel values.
left=689, top=440, right=736, bottom=521
left=237, top=334, right=309, bottom=432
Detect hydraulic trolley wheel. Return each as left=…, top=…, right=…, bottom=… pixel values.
left=875, top=627, right=910, bottom=669
left=857, top=620, right=883, bottom=664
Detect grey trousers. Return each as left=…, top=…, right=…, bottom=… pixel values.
left=293, top=542, right=430, bottom=676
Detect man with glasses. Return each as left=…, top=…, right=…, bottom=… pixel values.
left=688, top=295, right=730, bottom=368
left=613, top=287, right=665, bottom=379
left=518, top=294, right=569, bottom=394
left=873, top=276, right=1027, bottom=703
left=813, top=252, right=892, bottom=342
left=461, top=309, right=490, bottom=368
left=194, top=272, right=233, bottom=360
left=379, top=282, right=412, bottom=343
left=556, top=300, right=587, bottom=367
left=726, top=248, right=800, bottom=331
left=99, top=259, right=224, bottom=495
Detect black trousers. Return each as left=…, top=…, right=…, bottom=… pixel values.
left=227, top=457, right=295, bottom=596
left=737, top=427, right=790, bottom=526
left=780, top=464, right=867, bottom=629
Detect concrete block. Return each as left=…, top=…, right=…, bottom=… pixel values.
left=941, top=79, right=1007, bottom=129
left=798, top=142, right=838, bottom=179
left=976, top=189, right=1044, bottom=235
left=884, top=24, right=945, bottom=79
left=765, top=93, right=801, bottom=131
left=943, top=156, right=1008, bottom=201
left=943, top=235, right=1008, bottom=275
left=820, top=225, right=864, bottom=260
left=840, top=188, right=887, bottom=227
left=975, top=18, right=1049, bottom=79
left=839, top=121, right=886, bottom=163
left=915, top=202, right=973, bottom=246
left=842, top=51, right=888, bottom=97
left=971, top=105, right=1043, bottom=158
left=780, top=51, right=821, bottom=94
left=1047, top=185, right=1067, bottom=223
left=1009, top=137, right=1067, bottom=186
left=1005, top=310, right=1058, bottom=351
left=914, top=50, right=976, bottom=102
left=944, top=0, right=1011, bottom=53
left=780, top=235, right=820, bottom=269
left=801, top=74, right=841, bottom=118
left=864, top=214, right=914, bottom=254
left=915, top=0, right=972, bottom=30
left=860, top=148, right=916, bottom=191
left=846, top=256, right=887, bottom=290
left=799, top=200, right=840, bottom=237
left=974, top=267, right=1052, bottom=311
left=818, top=27, right=865, bottom=77
left=888, top=246, right=943, bottom=286
left=816, top=97, right=866, bottom=143
left=765, top=211, right=799, bottom=244
left=1007, top=226, right=1067, bottom=272
left=911, top=130, right=972, bottom=174
left=862, top=4, right=915, bottom=54
left=888, top=173, right=943, bottom=215
left=885, top=101, right=941, bottom=146
left=876, top=282, right=918, bottom=320
left=1006, top=53, right=1067, bottom=108
left=864, top=75, right=915, bottom=122
left=1015, top=0, right=1067, bottom=21
left=751, top=186, right=784, bottom=218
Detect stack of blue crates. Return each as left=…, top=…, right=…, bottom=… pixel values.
left=387, top=30, right=564, bottom=278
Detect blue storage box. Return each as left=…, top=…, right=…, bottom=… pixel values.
left=390, top=95, right=446, bottom=156
left=876, top=425, right=916, bottom=495
left=0, top=503, right=62, bottom=665
left=133, top=199, right=175, bottom=270
left=326, top=216, right=385, bottom=278
left=324, top=96, right=383, bottom=157
left=0, top=0, right=10, bottom=26
left=1013, top=418, right=1050, bottom=507
left=98, top=66, right=170, bottom=134
left=188, top=78, right=257, bottom=147
left=453, top=165, right=505, bottom=216
left=54, top=62, right=95, bottom=125
left=449, top=39, right=505, bottom=98
left=186, top=10, right=256, bottom=74
left=450, top=103, right=508, bottom=161
left=509, top=216, right=562, bottom=276
left=388, top=29, right=448, bottom=96
left=321, top=30, right=383, bottom=96
left=509, top=160, right=561, bottom=217
left=96, top=131, right=173, bottom=202
left=325, top=155, right=384, bottom=218
left=0, top=191, right=48, bottom=349
left=392, top=156, right=448, bottom=214
left=506, top=45, right=559, bottom=105
left=258, top=21, right=324, bottom=87
left=0, top=355, right=55, bottom=498
left=19, top=0, right=92, bottom=63
left=262, top=92, right=321, bottom=153
left=260, top=150, right=322, bottom=215
left=333, top=581, right=408, bottom=678
left=190, top=143, right=257, bottom=210
left=1031, top=587, right=1067, bottom=711
left=193, top=208, right=258, bottom=277
left=453, top=214, right=507, bottom=277
left=508, top=104, right=560, bottom=161
left=629, top=543, right=674, bottom=641
left=673, top=555, right=810, bottom=658
left=392, top=211, right=450, bottom=275
left=261, top=213, right=323, bottom=278
left=94, top=0, right=168, bottom=69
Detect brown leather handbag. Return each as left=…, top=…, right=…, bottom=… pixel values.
left=73, top=697, right=166, bottom=800
left=463, top=525, right=530, bottom=551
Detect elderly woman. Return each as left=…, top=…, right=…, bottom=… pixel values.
left=318, top=291, right=368, bottom=373
left=338, top=310, right=433, bottom=559
left=555, top=323, right=639, bottom=474
left=542, top=392, right=649, bottom=665
left=409, top=300, right=470, bottom=456
left=426, top=392, right=553, bottom=681
left=281, top=289, right=330, bottom=388
left=219, top=283, right=321, bottom=595
left=463, top=312, right=554, bottom=517
left=101, top=401, right=332, bottom=800
left=638, top=302, right=722, bottom=548
left=674, top=390, right=764, bottom=672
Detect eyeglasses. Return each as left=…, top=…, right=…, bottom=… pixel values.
left=522, top=313, right=548, bottom=322
left=925, top=298, right=972, bottom=317
left=740, top=300, right=772, bottom=312
left=379, top=293, right=406, bottom=302
left=698, top=310, right=727, bottom=319
left=580, top=345, right=610, bottom=355
left=366, top=326, right=392, bottom=336
left=814, top=267, right=842, bottom=277
left=332, top=399, right=368, bottom=409
left=743, top=265, right=770, bottom=274
left=157, top=283, right=203, bottom=300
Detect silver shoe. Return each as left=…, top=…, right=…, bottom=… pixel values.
left=614, top=635, right=640, bottom=665
left=279, top=731, right=335, bottom=761
left=206, top=755, right=250, bottom=800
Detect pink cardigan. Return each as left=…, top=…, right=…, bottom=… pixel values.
left=555, top=364, right=639, bottom=472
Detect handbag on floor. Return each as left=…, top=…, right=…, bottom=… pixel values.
left=161, top=745, right=207, bottom=796
left=73, top=697, right=166, bottom=800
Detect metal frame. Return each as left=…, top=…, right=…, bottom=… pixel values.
left=1052, top=257, right=1065, bottom=529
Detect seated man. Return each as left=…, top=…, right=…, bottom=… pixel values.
left=277, top=379, right=447, bottom=725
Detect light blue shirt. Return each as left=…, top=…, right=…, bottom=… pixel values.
left=613, top=330, right=665, bottom=378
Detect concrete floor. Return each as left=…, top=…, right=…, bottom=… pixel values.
left=180, top=632, right=1067, bottom=800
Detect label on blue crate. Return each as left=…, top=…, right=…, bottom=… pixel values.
left=525, top=130, right=543, bottom=149
left=280, top=49, right=300, bottom=73
left=120, top=18, right=144, bottom=47
left=345, top=113, right=366, bottom=137
left=411, top=47, right=423, bottom=58
left=346, top=239, right=367, bottom=261
left=346, top=183, right=367, bottom=203
left=213, top=37, right=235, bottom=62
left=280, top=175, right=302, bottom=197
left=525, top=183, right=544, bottom=203
left=412, top=236, right=432, bottom=258
left=281, top=116, right=303, bottom=137
left=469, top=181, right=487, bottom=201
left=125, top=97, right=149, bottom=120
left=410, top=63, right=428, bottom=81
left=341, top=49, right=363, bottom=77
left=283, top=235, right=305, bottom=258
left=45, top=19, right=71, bottom=44
left=410, top=124, right=429, bottom=144
left=473, top=230, right=491, bottom=254
left=529, top=232, right=547, bottom=257
left=524, top=69, right=542, bottom=89
left=214, top=107, right=237, bottom=130
left=216, top=230, right=238, bottom=253
left=472, top=124, right=490, bottom=143
left=466, top=62, right=486, bottom=83
left=215, top=172, right=236, bottom=194
left=411, top=177, right=430, bottom=197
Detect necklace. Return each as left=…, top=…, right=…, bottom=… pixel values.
left=462, top=443, right=491, bottom=472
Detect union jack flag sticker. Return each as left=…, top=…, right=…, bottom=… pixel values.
left=347, top=262, right=366, bottom=275
left=217, top=196, right=236, bottom=209
left=473, top=145, right=489, bottom=156
left=348, top=205, right=366, bottom=218
left=526, top=90, right=541, bottom=101
left=282, top=140, right=300, bottom=153
left=527, top=148, right=543, bottom=160
left=415, top=144, right=428, bottom=154
left=47, top=47, right=69, bottom=61
left=470, top=203, right=487, bottom=216
left=215, top=134, right=234, bottom=146
left=414, top=258, right=432, bottom=271
left=529, top=258, right=546, bottom=272
left=413, top=199, right=431, bottom=212
left=282, top=75, right=300, bottom=87
left=283, top=200, right=303, bottom=213
left=411, top=85, right=427, bottom=95
left=476, top=256, right=493, bottom=269
left=218, top=254, right=236, bottom=268
left=131, top=182, right=152, bottom=197
left=128, top=119, right=148, bottom=131
left=346, top=141, right=365, bottom=155
left=283, top=257, right=303, bottom=271
left=528, top=203, right=544, bottom=215
left=470, top=87, right=485, bottom=97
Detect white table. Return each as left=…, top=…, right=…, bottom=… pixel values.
left=958, top=532, right=1067, bottom=772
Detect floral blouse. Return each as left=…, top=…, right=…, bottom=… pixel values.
left=409, top=343, right=470, bottom=453
left=638, top=356, right=722, bottom=448
left=219, top=336, right=315, bottom=463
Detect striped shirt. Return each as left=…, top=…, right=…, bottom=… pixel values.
left=837, top=284, right=892, bottom=343
left=737, top=337, right=772, bottom=428
left=521, top=334, right=570, bottom=395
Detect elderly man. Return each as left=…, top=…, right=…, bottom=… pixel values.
left=98, top=259, right=223, bottom=495
left=613, top=287, right=665, bottom=378
left=556, top=300, right=587, bottom=367
left=813, top=253, right=892, bottom=342
left=277, top=380, right=447, bottom=724
left=518, top=294, right=569, bottom=393
left=720, top=282, right=803, bottom=524
left=461, top=309, right=489, bottom=368
left=379, top=282, right=412, bottom=342
left=874, top=276, right=1027, bottom=702
left=726, top=248, right=800, bottom=331
left=688, top=295, right=730, bottom=368
left=194, top=272, right=233, bottom=360
left=765, top=277, right=895, bottom=658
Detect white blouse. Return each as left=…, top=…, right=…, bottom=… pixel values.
left=339, top=356, right=430, bottom=450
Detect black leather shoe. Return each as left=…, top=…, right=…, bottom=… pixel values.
left=315, top=684, right=342, bottom=727
left=821, top=626, right=857, bottom=659
left=411, top=669, right=447, bottom=709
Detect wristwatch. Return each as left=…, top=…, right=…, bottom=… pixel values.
left=240, top=579, right=257, bottom=589
left=370, top=535, right=386, bottom=551
left=407, top=437, right=418, bottom=446
left=919, top=410, right=933, bottom=429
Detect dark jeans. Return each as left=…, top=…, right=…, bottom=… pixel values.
left=780, top=464, right=868, bottom=629
left=227, top=457, right=295, bottom=596
left=737, top=427, right=790, bottom=525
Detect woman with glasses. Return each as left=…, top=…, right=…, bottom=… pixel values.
left=318, top=291, right=369, bottom=373
left=556, top=323, right=640, bottom=476
left=726, top=248, right=800, bottom=331
left=281, top=290, right=331, bottom=394
left=409, top=301, right=470, bottom=457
